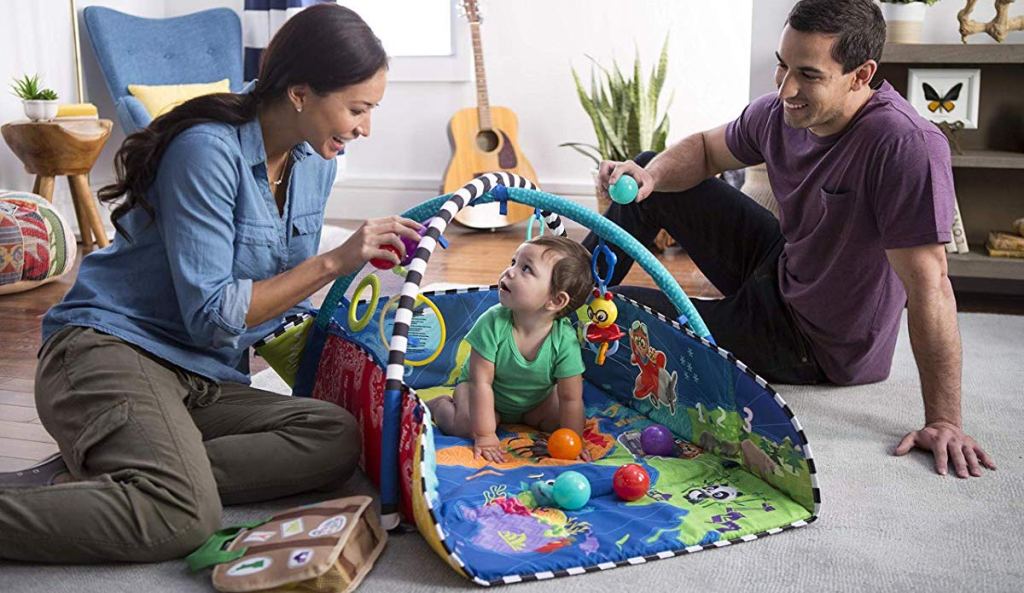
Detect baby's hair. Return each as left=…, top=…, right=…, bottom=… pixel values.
left=527, top=235, right=593, bottom=318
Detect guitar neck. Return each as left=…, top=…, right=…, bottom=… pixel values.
left=470, top=22, right=492, bottom=131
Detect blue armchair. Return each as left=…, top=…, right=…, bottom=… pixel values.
left=83, top=7, right=244, bottom=134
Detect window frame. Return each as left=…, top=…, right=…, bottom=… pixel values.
left=341, top=0, right=471, bottom=82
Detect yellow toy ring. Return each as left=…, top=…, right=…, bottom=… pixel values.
left=378, top=293, right=447, bottom=367
left=347, top=274, right=380, bottom=333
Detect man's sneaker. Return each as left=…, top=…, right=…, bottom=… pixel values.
left=0, top=452, right=71, bottom=488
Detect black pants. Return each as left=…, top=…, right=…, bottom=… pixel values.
left=582, top=152, right=826, bottom=385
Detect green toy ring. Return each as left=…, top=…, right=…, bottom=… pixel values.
left=378, top=293, right=447, bottom=367
left=347, top=274, right=380, bottom=333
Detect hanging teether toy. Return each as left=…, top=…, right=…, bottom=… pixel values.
left=584, top=238, right=625, bottom=365
left=584, top=289, right=625, bottom=365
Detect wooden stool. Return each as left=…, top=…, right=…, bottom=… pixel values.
left=1, top=119, right=113, bottom=251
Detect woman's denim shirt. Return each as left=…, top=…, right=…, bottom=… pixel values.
left=42, top=118, right=337, bottom=383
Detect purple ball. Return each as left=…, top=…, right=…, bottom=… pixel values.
left=398, top=226, right=428, bottom=266
left=399, top=235, right=418, bottom=266
left=641, top=425, right=675, bottom=457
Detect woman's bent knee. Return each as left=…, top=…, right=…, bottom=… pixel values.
left=298, top=399, right=361, bottom=480
left=129, top=490, right=222, bottom=562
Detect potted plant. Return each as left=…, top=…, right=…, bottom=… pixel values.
left=11, top=74, right=59, bottom=122
left=878, top=0, right=942, bottom=44
left=561, top=36, right=672, bottom=215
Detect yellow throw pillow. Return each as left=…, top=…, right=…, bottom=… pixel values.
left=56, top=103, right=99, bottom=118
left=127, top=79, right=231, bottom=118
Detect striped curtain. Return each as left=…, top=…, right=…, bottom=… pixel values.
left=243, top=0, right=336, bottom=81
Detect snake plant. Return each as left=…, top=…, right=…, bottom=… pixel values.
left=561, top=35, right=672, bottom=167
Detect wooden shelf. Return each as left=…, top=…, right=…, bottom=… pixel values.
left=878, top=43, right=1024, bottom=294
left=882, top=43, right=1024, bottom=64
left=948, top=247, right=1024, bottom=281
left=951, top=150, right=1024, bottom=170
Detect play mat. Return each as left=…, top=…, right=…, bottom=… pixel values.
left=257, top=173, right=820, bottom=585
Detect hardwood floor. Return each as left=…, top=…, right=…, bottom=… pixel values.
left=0, top=219, right=717, bottom=472
left=2, top=219, right=1020, bottom=471
left=0, top=269, right=77, bottom=471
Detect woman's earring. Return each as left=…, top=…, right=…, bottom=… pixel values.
left=296, top=105, right=303, bottom=113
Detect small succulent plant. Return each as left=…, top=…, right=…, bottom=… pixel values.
left=11, top=74, right=58, bottom=101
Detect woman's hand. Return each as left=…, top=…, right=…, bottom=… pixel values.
left=327, top=215, right=424, bottom=275
left=473, top=433, right=506, bottom=464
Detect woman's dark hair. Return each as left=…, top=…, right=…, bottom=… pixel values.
left=787, top=0, right=886, bottom=73
left=99, top=4, right=387, bottom=240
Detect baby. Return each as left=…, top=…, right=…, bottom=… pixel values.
left=427, top=235, right=594, bottom=463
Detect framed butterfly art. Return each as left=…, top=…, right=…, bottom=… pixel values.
left=907, top=68, right=981, bottom=129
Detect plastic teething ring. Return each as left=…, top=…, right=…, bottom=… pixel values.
left=588, top=339, right=619, bottom=365
left=347, top=274, right=380, bottom=332
left=591, top=239, right=617, bottom=291
left=526, top=208, right=545, bottom=241
left=378, top=293, right=447, bottom=367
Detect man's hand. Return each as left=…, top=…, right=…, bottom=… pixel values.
left=894, top=421, right=996, bottom=478
left=886, top=245, right=995, bottom=479
left=596, top=160, right=657, bottom=203
left=594, top=126, right=748, bottom=203
left=473, top=433, right=506, bottom=464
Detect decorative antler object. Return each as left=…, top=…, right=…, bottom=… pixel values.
left=936, top=121, right=966, bottom=155
left=958, top=0, right=1024, bottom=43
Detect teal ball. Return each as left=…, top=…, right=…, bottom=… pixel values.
left=609, top=175, right=639, bottom=204
left=552, top=471, right=591, bottom=510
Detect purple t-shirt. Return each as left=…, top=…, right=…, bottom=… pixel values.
left=725, top=81, right=954, bottom=385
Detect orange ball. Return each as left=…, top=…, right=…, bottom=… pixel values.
left=548, top=428, right=583, bottom=460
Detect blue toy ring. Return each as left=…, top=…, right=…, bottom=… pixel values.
left=591, top=239, right=617, bottom=291
left=587, top=340, right=620, bottom=357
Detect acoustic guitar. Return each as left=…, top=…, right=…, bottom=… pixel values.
left=444, top=0, right=537, bottom=229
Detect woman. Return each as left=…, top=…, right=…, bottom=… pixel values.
left=0, top=4, right=418, bottom=563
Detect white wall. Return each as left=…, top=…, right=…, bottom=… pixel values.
left=749, top=1, right=1016, bottom=100
left=168, top=0, right=753, bottom=218
left=0, top=0, right=166, bottom=234
left=334, top=0, right=752, bottom=218
left=1, top=0, right=753, bottom=224
left=749, top=0, right=792, bottom=101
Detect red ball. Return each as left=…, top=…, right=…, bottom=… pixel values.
left=613, top=463, right=650, bottom=501
left=370, top=244, right=401, bottom=270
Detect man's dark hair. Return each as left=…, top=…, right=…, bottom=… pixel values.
left=787, top=0, right=886, bottom=73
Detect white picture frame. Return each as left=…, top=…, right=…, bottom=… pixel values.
left=906, top=68, right=981, bottom=129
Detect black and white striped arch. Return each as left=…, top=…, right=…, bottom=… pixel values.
left=383, top=172, right=565, bottom=395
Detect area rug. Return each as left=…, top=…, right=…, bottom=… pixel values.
left=3, top=313, right=1021, bottom=592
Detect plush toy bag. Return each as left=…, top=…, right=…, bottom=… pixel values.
left=187, top=495, right=386, bottom=593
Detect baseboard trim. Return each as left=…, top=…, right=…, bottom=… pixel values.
left=29, top=173, right=597, bottom=239
left=327, top=175, right=598, bottom=220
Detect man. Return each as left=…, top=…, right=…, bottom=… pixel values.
left=584, top=0, right=995, bottom=479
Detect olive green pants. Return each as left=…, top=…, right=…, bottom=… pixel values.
left=0, top=326, right=360, bottom=563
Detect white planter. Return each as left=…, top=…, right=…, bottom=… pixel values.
left=880, top=2, right=926, bottom=44
left=23, top=100, right=59, bottom=122
left=590, top=167, right=610, bottom=213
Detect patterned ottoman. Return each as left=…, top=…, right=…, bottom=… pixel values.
left=0, top=191, right=77, bottom=295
